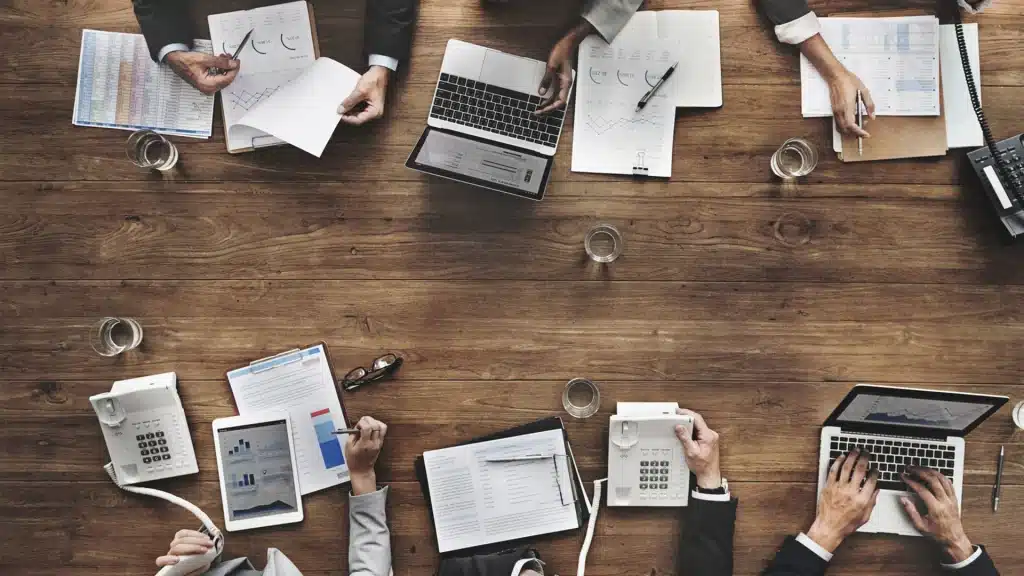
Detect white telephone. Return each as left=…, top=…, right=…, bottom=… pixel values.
left=607, top=402, right=693, bottom=507
left=90, top=372, right=199, bottom=484
left=92, top=373, right=223, bottom=576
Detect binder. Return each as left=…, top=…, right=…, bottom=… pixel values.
left=414, top=417, right=589, bottom=556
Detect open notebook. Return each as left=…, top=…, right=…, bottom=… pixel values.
left=209, top=1, right=359, bottom=156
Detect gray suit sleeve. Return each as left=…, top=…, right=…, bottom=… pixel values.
left=581, top=0, right=645, bottom=43
left=349, top=487, right=392, bottom=576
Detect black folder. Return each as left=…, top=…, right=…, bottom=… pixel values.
left=414, top=416, right=589, bottom=556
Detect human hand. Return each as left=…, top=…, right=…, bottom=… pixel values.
left=901, top=467, right=974, bottom=563
left=674, top=408, right=722, bottom=489
left=827, top=67, right=875, bottom=137
left=338, top=66, right=390, bottom=126
left=806, top=450, right=880, bottom=553
left=165, top=51, right=239, bottom=95
left=344, top=416, right=388, bottom=494
left=537, top=21, right=591, bottom=115
left=155, top=529, right=214, bottom=576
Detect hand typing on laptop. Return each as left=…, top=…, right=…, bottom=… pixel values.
left=805, top=450, right=880, bottom=553
left=901, top=467, right=976, bottom=564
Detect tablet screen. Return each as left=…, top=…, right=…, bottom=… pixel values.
left=217, top=419, right=300, bottom=521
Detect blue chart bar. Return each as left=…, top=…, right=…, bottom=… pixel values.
left=243, top=475, right=249, bottom=486
left=311, top=408, right=345, bottom=469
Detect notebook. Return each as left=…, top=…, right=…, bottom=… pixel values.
left=415, top=417, right=587, bottom=555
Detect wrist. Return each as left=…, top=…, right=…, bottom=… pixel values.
left=350, top=470, right=377, bottom=495
left=569, top=19, right=595, bottom=44
left=806, top=519, right=844, bottom=553
left=942, top=535, right=974, bottom=564
left=695, top=469, right=723, bottom=490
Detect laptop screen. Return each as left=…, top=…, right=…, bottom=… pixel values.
left=826, top=385, right=1007, bottom=436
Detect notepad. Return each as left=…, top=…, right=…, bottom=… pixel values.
left=422, top=429, right=579, bottom=553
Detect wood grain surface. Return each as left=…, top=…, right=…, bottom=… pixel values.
left=2, top=0, right=1023, bottom=575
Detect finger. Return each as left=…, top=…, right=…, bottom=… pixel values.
left=379, top=422, right=388, bottom=439
left=937, top=470, right=956, bottom=499
left=861, top=87, right=876, bottom=118
left=862, top=468, right=879, bottom=494
left=538, top=66, right=555, bottom=97
left=902, top=472, right=941, bottom=510
left=674, top=424, right=697, bottom=453
left=199, top=70, right=237, bottom=93
left=536, top=98, right=565, bottom=115
left=339, top=106, right=379, bottom=126
left=174, top=529, right=197, bottom=540
left=840, top=450, right=860, bottom=482
left=556, top=62, right=572, bottom=106
left=338, top=88, right=367, bottom=115
left=209, top=54, right=238, bottom=71
left=901, top=496, right=928, bottom=533
left=862, top=487, right=880, bottom=523
left=156, top=555, right=180, bottom=567
left=828, top=452, right=845, bottom=483
left=852, top=449, right=870, bottom=484
left=168, top=543, right=213, bottom=556
left=171, top=536, right=213, bottom=549
left=916, top=467, right=951, bottom=500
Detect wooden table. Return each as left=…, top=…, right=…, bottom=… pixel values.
left=2, top=0, right=1023, bottom=574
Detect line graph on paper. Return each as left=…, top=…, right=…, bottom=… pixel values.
left=583, top=113, right=664, bottom=136
left=227, top=86, right=281, bottom=111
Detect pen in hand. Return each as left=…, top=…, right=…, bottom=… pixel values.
left=856, top=90, right=863, bottom=156
left=211, top=28, right=253, bottom=76
left=331, top=428, right=361, bottom=436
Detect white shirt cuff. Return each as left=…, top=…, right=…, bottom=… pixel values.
left=368, top=54, right=398, bottom=72
left=775, top=12, right=821, bottom=45
left=796, top=532, right=834, bottom=562
left=940, top=546, right=983, bottom=570
left=691, top=489, right=731, bottom=502
left=157, top=43, right=190, bottom=63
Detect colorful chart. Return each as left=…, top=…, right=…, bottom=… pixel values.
left=311, top=408, right=345, bottom=469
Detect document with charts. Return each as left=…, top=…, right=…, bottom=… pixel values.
left=572, top=36, right=677, bottom=177
left=209, top=1, right=359, bottom=156
left=801, top=16, right=940, bottom=117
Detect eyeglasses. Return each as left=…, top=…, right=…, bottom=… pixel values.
left=341, top=353, right=402, bottom=391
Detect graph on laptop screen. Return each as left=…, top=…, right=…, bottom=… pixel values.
left=837, top=394, right=991, bottom=430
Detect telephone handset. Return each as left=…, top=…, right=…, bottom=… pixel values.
left=950, top=4, right=1024, bottom=237
left=606, top=402, right=693, bottom=507
left=92, top=373, right=224, bottom=576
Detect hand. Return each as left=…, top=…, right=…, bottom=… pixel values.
left=901, top=467, right=974, bottom=563
left=674, top=408, right=722, bottom=489
left=806, top=450, right=880, bottom=553
left=165, top=51, right=239, bottom=95
left=827, top=67, right=875, bottom=137
left=338, top=66, right=390, bottom=126
left=344, top=416, right=388, bottom=495
left=155, top=529, right=214, bottom=576
left=537, top=20, right=592, bottom=115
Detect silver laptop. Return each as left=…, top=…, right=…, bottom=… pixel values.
left=818, top=385, right=1006, bottom=536
left=405, top=39, right=574, bottom=201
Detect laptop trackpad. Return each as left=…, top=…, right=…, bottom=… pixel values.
left=861, top=490, right=921, bottom=536
left=479, top=50, right=543, bottom=96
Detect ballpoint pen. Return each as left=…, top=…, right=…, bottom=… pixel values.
left=331, top=428, right=360, bottom=435
left=993, top=445, right=1005, bottom=511
left=212, top=28, right=254, bottom=75
left=856, top=90, right=864, bottom=156
left=484, top=453, right=556, bottom=462
left=635, top=62, right=679, bottom=112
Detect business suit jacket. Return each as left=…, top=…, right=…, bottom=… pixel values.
left=131, top=0, right=417, bottom=63
left=678, top=496, right=738, bottom=576
left=581, top=0, right=643, bottom=43
left=762, top=536, right=1000, bottom=576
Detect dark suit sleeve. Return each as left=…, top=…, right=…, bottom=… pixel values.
left=949, top=547, right=999, bottom=576
left=364, top=0, right=418, bottom=63
left=677, top=497, right=737, bottom=576
left=756, top=0, right=812, bottom=26
left=762, top=536, right=830, bottom=576
left=131, top=0, right=193, bottom=62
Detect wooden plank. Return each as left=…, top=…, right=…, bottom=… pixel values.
left=2, top=184, right=1021, bottom=283
left=0, top=480, right=1019, bottom=576
left=1, top=380, right=1019, bottom=483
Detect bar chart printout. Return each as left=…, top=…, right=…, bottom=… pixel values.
left=312, top=408, right=345, bottom=469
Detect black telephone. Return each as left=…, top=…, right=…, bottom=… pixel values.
left=950, top=6, right=1024, bottom=237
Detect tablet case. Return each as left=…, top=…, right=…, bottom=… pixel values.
left=414, top=416, right=589, bottom=557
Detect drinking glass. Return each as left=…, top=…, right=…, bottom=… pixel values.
left=585, top=224, right=623, bottom=263
left=126, top=130, right=179, bottom=171
left=771, top=138, right=818, bottom=179
left=91, top=317, right=144, bottom=356
left=563, top=378, right=600, bottom=419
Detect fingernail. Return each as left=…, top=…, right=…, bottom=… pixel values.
left=168, top=557, right=180, bottom=564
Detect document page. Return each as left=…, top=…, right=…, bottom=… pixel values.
left=801, top=16, right=940, bottom=117
left=227, top=345, right=350, bottom=495
left=423, top=429, right=578, bottom=553
left=572, top=35, right=677, bottom=177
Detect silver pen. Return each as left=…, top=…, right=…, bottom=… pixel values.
left=856, top=90, right=864, bottom=156
left=635, top=62, right=678, bottom=112
left=485, top=453, right=555, bottom=462
left=994, top=445, right=1005, bottom=512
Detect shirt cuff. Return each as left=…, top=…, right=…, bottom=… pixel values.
left=691, top=489, right=731, bottom=502
left=775, top=11, right=821, bottom=45
left=940, top=546, right=983, bottom=570
left=158, top=43, right=190, bottom=63
left=368, top=54, right=398, bottom=72
left=796, top=532, right=834, bottom=562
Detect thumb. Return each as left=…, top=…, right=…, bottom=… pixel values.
left=538, top=66, right=554, bottom=96
left=338, top=88, right=364, bottom=114
left=900, top=496, right=927, bottom=532
left=209, top=54, right=237, bottom=70
left=675, top=424, right=696, bottom=451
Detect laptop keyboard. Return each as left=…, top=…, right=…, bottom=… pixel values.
left=430, top=73, right=565, bottom=147
left=828, top=434, right=956, bottom=491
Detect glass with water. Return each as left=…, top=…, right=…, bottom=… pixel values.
left=126, top=130, right=179, bottom=171
left=771, top=138, right=818, bottom=179
left=91, top=317, right=144, bottom=356
left=585, top=224, right=623, bottom=263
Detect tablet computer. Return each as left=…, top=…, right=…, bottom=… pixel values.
left=212, top=413, right=304, bottom=531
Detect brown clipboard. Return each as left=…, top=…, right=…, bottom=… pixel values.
left=826, top=9, right=949, bottom=162
left=224, top=341, right=349, bottom=424
left=221, top=1, right=321, bottom=154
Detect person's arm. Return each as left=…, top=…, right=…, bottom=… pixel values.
left=364, top=0, right=418, bottom=70
left=673, top=408, right=736, bottom=576
left=763, top=450, right=879, bottom=576
left=131, top=0, right=192, bottom=63
left=580, top=0, right=644, bottom=44
left=900, top=467, right=1000, bottom=576
left=346, top=416, right=392, bottom=576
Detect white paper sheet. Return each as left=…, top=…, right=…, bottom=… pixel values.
left=209, top=0, right=317, bottom=152
left=572, top=35, right=677, bottom=177
left=73, top=30, right=214, bottom=138
left=423, top=429, right=578, bottom=553
left=226, top=345, right=350, bottom=495
left=802, top=16, right=940, bottom=118
left=656, top=10, right=723, bottom=107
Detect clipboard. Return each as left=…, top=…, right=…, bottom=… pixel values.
left=414, top=416, right=589, bottom=557
left=225, top=340, right=344, bottom=407
left=221, top=2, right=321, bottom=154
